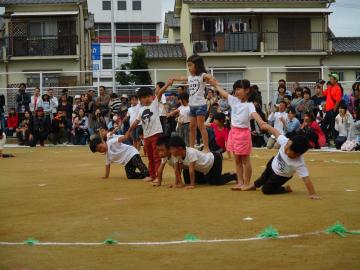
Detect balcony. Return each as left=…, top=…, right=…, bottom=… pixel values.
left=8, top=35, right=77, bottom=57
left=93, top=35, right=160, bottom=43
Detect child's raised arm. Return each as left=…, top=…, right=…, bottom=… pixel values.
left=156, top=79, right=173, bottom=101
left=208, top=77, right=229, bottom=99
left=302, top=176, right=320, bottom=200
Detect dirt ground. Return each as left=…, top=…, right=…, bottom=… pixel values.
left=0, top=147, right=359, bottom=270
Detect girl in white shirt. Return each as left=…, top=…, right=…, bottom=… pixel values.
left=210, top=78, right=267, bottom=191
left=171, top=55, right=212, bottom=152
left=335, top=103, right=354, bottom=149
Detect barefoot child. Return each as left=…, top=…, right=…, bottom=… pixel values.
left=89, top=134, right=149, bottom=180
left=171, top=55, right=211, bottom=152
left=168, top=136, right=237, bottom=189
left=209, top=78, right=267, bottom=190
left=124, top=95, right=142, bottom=151
left=242, top=125, right=320, bottom=200
left=125, top=80, right=173, bottom=182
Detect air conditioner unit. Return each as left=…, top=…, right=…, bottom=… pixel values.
left=193, top=41, right=208, bottom=53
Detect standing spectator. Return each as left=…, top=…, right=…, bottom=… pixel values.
left=251, top=85, right=263, bottom=107
left=62, top=88, right=74, bottom=105
left=16, top=83, right=31, bottom=122
left=41, top=93, right=52, bottom=120
left=72, top=95, right=82, bottom=115
left=92, top=109, right=107, bottom=131
left=218, top=93, right=230, bottom=113
left=58, top=94, right=73, bottom=122
left=297, top=87, right=314, bottom=122
left=272, top=85, right=287, bottom=107
left=290, top=87, right=303, bottom=118
left=84, top=94, right=95, bottom=135
left=16, top=111, right=31, bottom=145
left=267, top=101, right=288, bottom=149
left=311, top=84, right=325, bottom=117
left=47, top=89, right=58, bottom=116
left=48, top=111, right=69, bottom=145
left=354, top=83, right=360, bottom=109
left=109, top=93, right=121, bottom=117
left=29, top=108, right=50, bottom=147
left=96, top=86, right=110, bottom=123
left=87, top=89, right=96, bottom=102
left=0, top=93, right=5, bottom=130
left=348, top=82, right=359, bottom=117
left=73, top=108, right=89, bottom=145
left=206, top=89, right=218, bottom=114
left=6, top=108, right=18, bottom=136
left=322, top=73, right=343, bottom=144
left=29, top=87, right=43, bottom=113
left=176, top=85, right=187, bottom=96
left=250, top=99, right=266, bottom=148
left=334, top=103, right=353, bottom=149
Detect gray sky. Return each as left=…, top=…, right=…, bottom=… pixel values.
left=162, top=0, right=360, bottom=37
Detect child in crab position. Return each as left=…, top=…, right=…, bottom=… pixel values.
left=89, top=134, right=149, bottom=180
left=242, top=124, right=320, bottom=200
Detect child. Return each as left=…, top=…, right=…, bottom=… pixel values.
left=0, top=129, right=15, bottom=158
left=6, top=108, right=18, bottom=136
left=267, top=101, right=288, bottom=149
left=171, top=55, right=211, bottom=152
left=125, top=80, right=173, bottom=182
left=208, top=78, right=267, bottom=191
left=296, top=87, right=314, bottom=121
left=334, top=102, right=354, bottom=149
left=167, top=93, right=190, bottom=146
left=42, top=94, right=52, bottom=119
left=242, top=124, right=320, bottom=200
left=341, top=106, right=360, bottom=151
left=168, top=136, right=237, bottom=188
left=125, top=95, right=142, bottom=151
left=284, top=107, right=301, bottom=138
left=89, top=134, right=149, bottom=180
left=206, top=112, right=230, bottom=156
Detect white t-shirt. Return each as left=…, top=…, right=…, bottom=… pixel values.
left=136, top=98, right=163, bottom=138
left=159, top=95, right=167, bottom=117
left=127, top=103, right=142, bottom=126
left=161, top=156, right=176, bottom=167
left=268, top=111, right=288, bottom=138
left=174, top=147, right=214, bottom=174
left=0, top=132, right=6, bottom=150
left=178, top=105, right=190, bottom=124
left=188, top=73, right=206, bottom=106
left=271, top=135, right=309, bottom=178
left=227, top=95, right=256, bottom=128
left=105, top=136, right=139, bottom=166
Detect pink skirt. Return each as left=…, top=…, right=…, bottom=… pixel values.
left=227, top=127, right=252, bottom=156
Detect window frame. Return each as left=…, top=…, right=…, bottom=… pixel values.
left=117, top=0, right=127, bottom=10
left=102, top=0, right=111, bottom=10
left=132, top=0, right=142, bottom=11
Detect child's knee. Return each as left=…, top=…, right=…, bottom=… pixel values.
left=261, top=186, right=273, bottom=195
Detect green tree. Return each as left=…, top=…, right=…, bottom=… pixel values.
left=116, top=46, right=152, bottom=86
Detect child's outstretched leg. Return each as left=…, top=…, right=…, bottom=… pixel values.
left=232, top=155, right=244, bottom=190
left=196, top=115, right=209, bottom=152
left=189, top=116, right=197, bottom=148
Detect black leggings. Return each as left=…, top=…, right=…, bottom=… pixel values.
left=124, top=154, right=149, bottom=179
left=254, top=157, right=292, bottom=194
left=183, top=152, right=237, bottom=185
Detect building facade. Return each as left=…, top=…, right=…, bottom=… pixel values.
left=88, top=0, right=162, bottom=88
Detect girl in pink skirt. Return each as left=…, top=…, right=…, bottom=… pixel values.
left=209, top=78, right=267, bottom=190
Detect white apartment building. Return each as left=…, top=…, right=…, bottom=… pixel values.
left=87, top=0, right=162, bottom=88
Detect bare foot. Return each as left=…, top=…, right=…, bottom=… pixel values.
left=185, top=185, right=195, bottom=189
left=169, top=183, right=185, bottom=188
left=284, top=185, right=293, bottom=193
left=143, top=177, right=153, bottom=182
left=241, top=184, right=256, bottom=191
left=152, top=179, right=161, bottom=187
left=202, top=147, right=210, bottom=153
left=231, top=184, right=244, bottom=191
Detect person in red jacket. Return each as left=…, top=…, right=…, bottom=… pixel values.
left=322, top=73, right=343, bottom=144
left=6, top=108, right=18, bottom=136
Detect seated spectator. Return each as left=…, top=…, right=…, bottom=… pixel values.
left=301, top=113, right=326, bottom=149
left=267, top=101, right=288, bottom=149
left=311, top=84, right=325, bottom=117
left=348, top=82, right=359, bottom=117
left=283, top=95, right=292, bottom=110
left=93, top=109, right=107, bottom=131
left=58, top=94, right=73, bottom=122
left=0, top=93, right=5, bottom=130
left=284, top=107, right=301, bottom=138
left=6, top=108, right=18, bottom=136
left=73, top=108, right=89, bottom=145
left=96, top=86, right=110, bottom=123
left=29, top=87, right=43, bottom=113
left=73, top=95, right=82, bottom=115
left=316, top=101, right=327, bottom=126
left=272, top=85, right=287, bottom=107
left=48, top=111, right=69, bottom=145
left=335, top=102, right=354, bottom=149
left=29, top=108, right=51, bottom=147
left=250, top=99, right=267, bottom=148
left=297, top=87, right=314, bottom=122
left=341, top=106, right=360, bottom=151
left=218, top=93, right=230, bottom=113
left=16, top=111, right=32, bottom=145
left=290, top=87, right=303, bottom=118
left=47, top=88, right=58, bottom=116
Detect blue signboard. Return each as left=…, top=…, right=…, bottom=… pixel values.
left=92, top=43, right=101, bottom=60
left=93, top=64, right=99, bottom=71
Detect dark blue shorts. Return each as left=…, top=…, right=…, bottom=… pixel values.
left=189, top=105, right=207, bottom=117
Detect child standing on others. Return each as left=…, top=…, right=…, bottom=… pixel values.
left=209, top=78, right=267, bottom=191
left=125, top=80, right=173, bottom=182
left=171, top=55, right=212, bottom=152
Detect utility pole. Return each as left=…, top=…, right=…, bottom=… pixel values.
left=111, top=0, right=116, bottom=93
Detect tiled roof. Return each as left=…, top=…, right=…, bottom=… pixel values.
left=183, top=0, right=331, bottom=2
left=165, top=12, right=180, bottom=28
left=332, top=37, right=360, bottom=54
left=1, top=0, right=83, bottom=5
left=143, top=43, right=186, bottom=59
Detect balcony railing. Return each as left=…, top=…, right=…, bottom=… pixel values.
left=93, top=36, right=160, bottom=43
left=191, top=31, right=328, bottom=53
left=8, top=35, right=77, bottom=57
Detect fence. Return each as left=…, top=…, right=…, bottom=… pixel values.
left=1, top=66, right=359, bottom=112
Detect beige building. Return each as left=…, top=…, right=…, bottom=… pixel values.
left=144, top=0, right=360, bottom=103
left=0, top=0, right=94, bottom=108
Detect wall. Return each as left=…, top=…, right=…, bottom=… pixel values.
left=147, top=59, right=187, bottom=83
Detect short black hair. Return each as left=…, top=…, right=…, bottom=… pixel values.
left=284, top=95, right=292, bottom=100
left=156, top=82, right=165, bottom=89
left=278, top=85, right=287, bottom=92
left=290, top=135, right=309, bottom=155
left=19, top=83, right=26, bottom=88
left=187, top=54, right=207, bottom=75
left=137, top=87, right=153, bottom=99
left=170, top=92, right=177, bottom=97
left=179, top=93, right=189, bottom=102
left=279, top=101, right=287, bottom=106
left=303, top=87, right=311, bottom=96
left=176, top=85, right=186, bottom=91
left=338, top=101, right=348, bottom=111
left=168, top=136, right=186, bottom=150
left=156, top=135, right=170, bottom=148
left=130, top=95, right=138, bottom=100
left=214, top=112, right=226, bottom=123
left=288, top=107, right=296, bottom=114
left=110, top=93, right=118, bottom=99
left=89, top=135, right=103, bottom=153
left=233, top=79, right=251, bottom=91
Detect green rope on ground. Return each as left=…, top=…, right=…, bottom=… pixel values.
left=184, top=234, right=199, bottom=242
left=325, top=222, right=360, bottom=237
left=24, top=238, right=39, bottom=245
left=103, top=238, right=118, bottom=245
left=257, top=226, right=279, bottom=239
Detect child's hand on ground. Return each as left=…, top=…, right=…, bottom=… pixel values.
left=309, top=194, right=321, bottom=200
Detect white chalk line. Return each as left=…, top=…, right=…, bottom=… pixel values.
left=0, top=231, right=325, bottom=246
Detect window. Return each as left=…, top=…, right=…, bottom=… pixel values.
left=95, top=23, right=111, bottom=43
left=115, top=23, right=158, bottom=43
left=356, top=71, right=360, bottom=81
left=278, top=18, right=311, bottom=51
left=117, top=53, right=130, bottom=68
left=118, top=1, right=126, bottom=10
left=213, top=70, right=244, bottom=89
left=102, top=54, right=112, bottom=70
left=132, top=0, right=141, bottom=10
left=102, top=0, right=111, bottom=10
